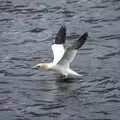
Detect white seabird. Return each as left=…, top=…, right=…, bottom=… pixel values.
left=33, top=26, right=88, bottom=78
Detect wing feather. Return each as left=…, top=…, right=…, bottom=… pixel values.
left=52, top=44, right=65, bottom=64
left=57, top=32, right=88, bottom=67
left=53, top=25, right=66, bottom=44
left=72, top=32, right=88, bottom=49
left=57, top=48, right=77, bottom=67
left=51, top=25, right=66, bottom=64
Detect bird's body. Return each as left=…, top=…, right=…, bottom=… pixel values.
left=33, top=26, right=88, bottom=78
left=36, top=62, right=81, bottom=77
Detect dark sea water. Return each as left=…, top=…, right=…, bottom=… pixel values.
left=0, top=0, right=120, bottom=120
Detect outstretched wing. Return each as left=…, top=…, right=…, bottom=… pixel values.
left=52, top=25, right=66, bottom=64
left=57, top=32, right=88, bottom=67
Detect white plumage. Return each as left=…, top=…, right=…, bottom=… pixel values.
left=33, top=26, right=88, bottom=78
left=52, top=44, right=65, bottom=65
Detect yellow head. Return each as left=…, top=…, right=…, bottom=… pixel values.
left=33, top=63, right=49, bottom=69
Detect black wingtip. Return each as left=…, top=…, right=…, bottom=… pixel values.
left=75, top=32, right=88, bottom=49
left=54, top=25, right=66, bottom=44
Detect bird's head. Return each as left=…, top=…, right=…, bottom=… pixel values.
left=32, top=63, right=49, bottom=69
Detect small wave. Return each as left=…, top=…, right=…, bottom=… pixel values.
left=3, top=70, right=35, bottom=77
left=90, top=76, right=110, bottom=82
left=105, top=99, right=120, bottom=103
left=27, top=111, right=60, bottom=117
left=10, top=57, right=31, bottom=61
left=29, top=28, right=46, bottom=33
left=98, top=34, right=120, bottom=40
left=97, top=50, right=120, bottom=60
left=0, top=18, right=13, bottom=22
left=0, top=90, right=12, bottom=94
left=0, top=81, right=11, bottom=85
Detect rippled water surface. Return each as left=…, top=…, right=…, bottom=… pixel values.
left=0, top=0, right=120, bottom=120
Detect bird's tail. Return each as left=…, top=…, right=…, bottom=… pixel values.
left=68, top=69, right=82, bottom=77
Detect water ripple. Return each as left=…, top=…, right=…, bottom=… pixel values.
left=97, top=50, right=120, bottom=60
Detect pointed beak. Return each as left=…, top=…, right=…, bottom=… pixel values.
left=32, top=64, right=40, bottom=69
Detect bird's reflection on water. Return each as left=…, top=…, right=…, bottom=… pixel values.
left=57, top=76, right=81, bottom=83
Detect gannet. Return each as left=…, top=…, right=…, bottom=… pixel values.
left=33, top=26, right=88, bottom=78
